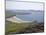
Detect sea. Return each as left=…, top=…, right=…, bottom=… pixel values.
left=16, top=11, right=44, bottom=22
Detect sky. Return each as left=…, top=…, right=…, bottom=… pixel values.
left=6, top=0, right=44, bottom=10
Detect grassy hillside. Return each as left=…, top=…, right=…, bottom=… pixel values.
left=5, top=20, right=44, bottom=34
left=5, top=21, right=31, bottom=33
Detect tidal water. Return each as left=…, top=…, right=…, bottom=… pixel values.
left=16, top=11, right=44, bottom=22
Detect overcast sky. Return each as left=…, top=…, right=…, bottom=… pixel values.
left=6, top=0, right=43, bottom=10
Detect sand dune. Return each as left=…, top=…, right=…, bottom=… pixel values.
left=6, top=16, right=32, bottom=23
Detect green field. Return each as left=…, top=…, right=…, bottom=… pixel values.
left=5, top=21, right=33, bottom=33
left=5, top=20, right=44, bottom=34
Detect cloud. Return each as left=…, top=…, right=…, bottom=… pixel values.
left=6, top=1, right=43, bottom=10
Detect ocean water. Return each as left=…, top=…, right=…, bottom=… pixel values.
left=16, top=11, right=44, bottom=22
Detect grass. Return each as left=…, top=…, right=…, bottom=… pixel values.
left=5, top=21, right=32, bottom=33
left=5, top=20, right=44, bottom=34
